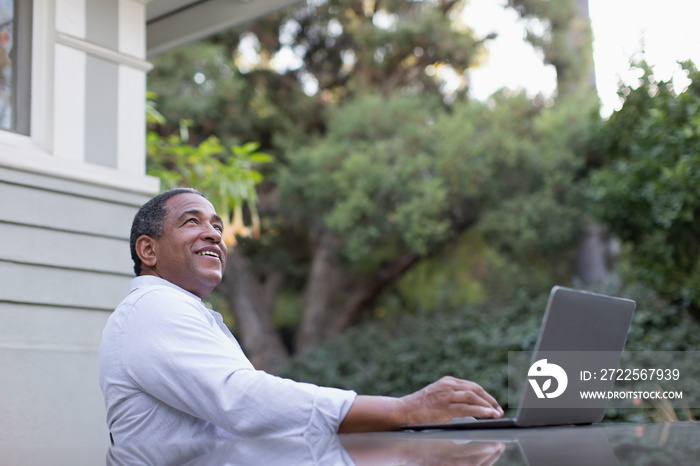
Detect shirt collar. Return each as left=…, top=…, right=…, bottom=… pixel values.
left=129, top=275, right=204, bottom=303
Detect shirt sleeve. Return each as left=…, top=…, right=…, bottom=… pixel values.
left=120, top=288, right=356, bottom=438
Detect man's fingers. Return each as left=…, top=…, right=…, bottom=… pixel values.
left=408, top=376, right=504, bottom=424
left=477, top=389, right=502, bottom=412
left=468, top=404, right=503, bottom=419
left=451, top=383, right=503, bottom=411
left=449, top=399, right=501, bottom=419
left=450, top=385, right=503, bottom=418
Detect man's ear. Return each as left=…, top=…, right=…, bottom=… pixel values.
left=134, top=235, right=157, bottom=269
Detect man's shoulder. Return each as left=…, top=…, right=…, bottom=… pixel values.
left=123, top=276, right=200, bottom=306
left=109, top=278, right=203, bottom=328
left=127, top=283, right=183, bottom=302
left=122, top=285, right=199, bottom=315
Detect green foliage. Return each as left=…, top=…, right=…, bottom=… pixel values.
left=279, top=283, right=700, bottom=422
left=147, top=41, right=251, bottom=143
left=277, top=91, right=592, bottom=278
left=148, top=134, right=272, bottom=206
left=147, top=117, right=273, bottom=244
left=146, top=91, right=166, bottom=125
left=278, top=288, right=546, bottom=411
left=283, top=0, right=481, bottom=99
left=605, top=284, right=700, bottom=422
left=589, top=61, right=700, bottom=309
left=277, top=94, right=450, bottom=266
left=147, top=0, right=485, bottom=152
left=442, top=91, right=596, bottom=278
left=392, top=229, right=489, bottom=313
left=146, top=0, right=601, bottom=354
left=148, top=39, right=321, bottom=151
left=383, top=224, right=575, bottom=317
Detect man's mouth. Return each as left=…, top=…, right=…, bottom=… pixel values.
left=196, top=250, right=221, bottom=260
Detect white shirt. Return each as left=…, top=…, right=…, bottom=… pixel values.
left=99, top=276, right=356, bottom=444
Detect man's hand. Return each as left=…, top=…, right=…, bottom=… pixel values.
left=398, top=376, right=503, bottom=426
left=338, top=376, right=503, bottom=433
left=341, top=435, right=506, bottom=466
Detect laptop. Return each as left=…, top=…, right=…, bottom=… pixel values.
left=404, top=286, right=636, bottom=430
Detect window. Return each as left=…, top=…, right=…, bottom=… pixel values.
left=0, top=0, right=31, bottom=135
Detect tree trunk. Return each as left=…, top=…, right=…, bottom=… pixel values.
left=574, top=0, right=596, bottom=90
left=327, top=251, right=421, bottom=336
left=294, top=207, right=479, bottom=353
left=218, top=247, right=289, bottom=371
left=509, top=0, right=594, bottom=97
left=575, top=219, right=619, bottom=285
left=295, top=230, right=346, bottom=352
left=558, top=0, right=595, bottom=95
left=295, top=229, right=423, bottom=353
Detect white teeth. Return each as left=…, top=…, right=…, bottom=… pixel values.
left=198, top=251, right=219, bottom=258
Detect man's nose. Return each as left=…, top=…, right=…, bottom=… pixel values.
left=203, top=223, right=223, bottom=241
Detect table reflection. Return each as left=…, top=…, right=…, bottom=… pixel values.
left=107, top=422, right=700, bottom=465
left=108, top=434, right=505, bottom=466
left=108, top=435, right=352, bottom=465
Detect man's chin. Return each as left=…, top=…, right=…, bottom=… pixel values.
left=190, top=276, right=223, bottom=300
left=190, top=268, right=224, bottom=294
left=207, top=270, right=224, bottom=286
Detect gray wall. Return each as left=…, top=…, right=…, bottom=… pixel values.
left=0, top=167, right=149, bottom=463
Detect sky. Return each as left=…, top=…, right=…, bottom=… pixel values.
left=463, top=0, right=700, bottom=117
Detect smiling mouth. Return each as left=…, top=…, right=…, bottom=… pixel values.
left=197, top=251, right=221, bottom=260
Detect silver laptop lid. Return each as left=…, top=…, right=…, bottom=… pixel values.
left=515, top=286, right=636, bottom=426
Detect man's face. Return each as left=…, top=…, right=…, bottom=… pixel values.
left=150, top=193, right=228, bottom=299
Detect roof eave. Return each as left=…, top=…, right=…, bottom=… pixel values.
left=146, top=0, right=300, bottom=57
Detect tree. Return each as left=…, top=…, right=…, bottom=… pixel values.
left=148, top=0, right=490, bottom=360
left=146, top=0, right=600, bottom=367
left=507, top=0, right=618, bottom=285
left=507, top=0, right=595, bottom=96
left=588, top=60, right=700, bottom=313
left=147, top=0, right=487, bottom=147
left=278, top=90, right=592, bottom=352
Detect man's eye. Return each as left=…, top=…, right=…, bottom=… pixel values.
left=186, top=218, right=198, bottom=224
left=214, top=225, right=223, bottom=232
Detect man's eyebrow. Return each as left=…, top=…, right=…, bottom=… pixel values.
left=177, top=209, right=223, bottom=224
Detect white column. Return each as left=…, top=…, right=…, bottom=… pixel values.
left=30, top=0, right=56, bottom=153
left=55, top=0, right=86, bottom=38
left=119, top=0, right=146, bottom=58
left=52, top=44, right=86, bottom=162
left=117, top=65, right=146, bottom=174
left=117, top=0, right=150, bottom=175
left=53, top=0, right=87, bottom=162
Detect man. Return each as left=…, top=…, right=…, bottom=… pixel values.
left=99, top=188, right=503, bottom=444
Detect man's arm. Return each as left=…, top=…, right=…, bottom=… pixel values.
left=338, top=376, right=503, bottom=433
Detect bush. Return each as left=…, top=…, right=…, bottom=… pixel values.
left=277, top=284, right=700, bottom=422
left=588, top=61, right=700, bottom=310
left=278, top=289, right=546, bottom=416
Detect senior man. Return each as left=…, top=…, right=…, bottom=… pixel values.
left=99, top=188, right=503, bottom=444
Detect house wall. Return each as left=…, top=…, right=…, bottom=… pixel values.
left=0, top=0, right=158, bottom=463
